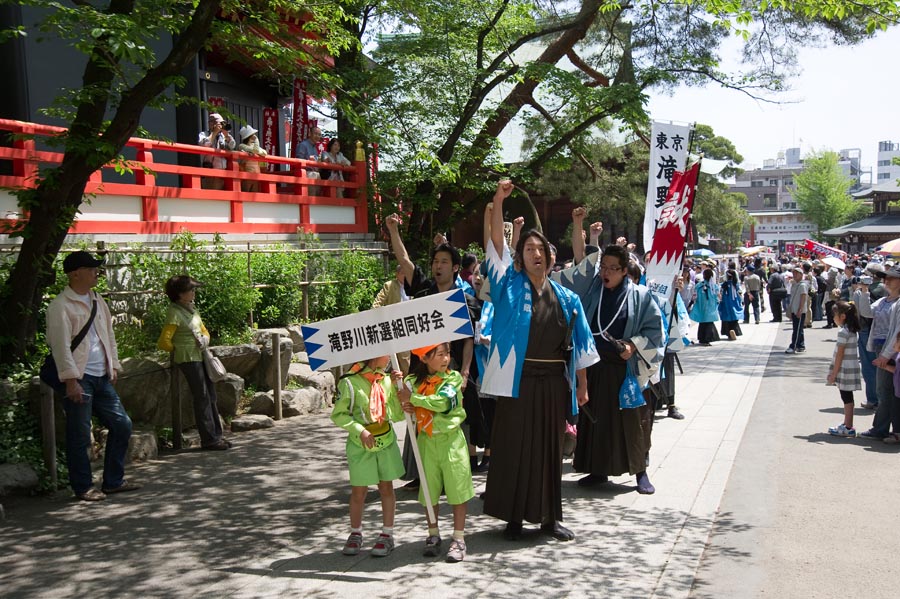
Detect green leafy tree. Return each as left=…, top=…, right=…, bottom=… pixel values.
left=357, top=0, right=899, bottom=249
left=0, top=0, right=354, bottom=365
left=534, top=136, right=648, bottom=247
left=794, top=151, right=870, bottom=239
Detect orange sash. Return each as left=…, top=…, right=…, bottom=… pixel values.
left=361, top=371, right=387, bottom=423
left=349, top=363, right=387, bottom=423
left=414, top=374, right=443, bottom=437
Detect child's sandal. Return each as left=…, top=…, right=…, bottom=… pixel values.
left=371, top=533, right=394, bottom=557
left=342, top=532, right=363, bottom=556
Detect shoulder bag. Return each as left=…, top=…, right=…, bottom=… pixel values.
left=39, top=297, right=98, bottom=394
left=173, top=303, right=228, bottom=383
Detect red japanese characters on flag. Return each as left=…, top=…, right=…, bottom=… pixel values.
left=291, top=79, right=307, bottom=158
left=644, top=161, right=701, bottom=306
left=804, top=239, right=847, bottom=260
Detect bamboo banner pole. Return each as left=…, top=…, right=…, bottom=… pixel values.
left=391, top=353, right=435, bottom=524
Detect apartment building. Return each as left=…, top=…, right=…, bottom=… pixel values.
left=728, top=147, right=866, bottom=250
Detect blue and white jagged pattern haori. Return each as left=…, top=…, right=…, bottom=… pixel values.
left=480, top=341, right=519, bottom=398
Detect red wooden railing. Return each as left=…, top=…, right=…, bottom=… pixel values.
left=0, top=118, right=368, bottom=235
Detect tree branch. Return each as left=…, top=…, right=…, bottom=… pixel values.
left=435, top=64, right=519, bottom=163
left=525, top=101, right=630, bottom=177
left=477, top=0, right=510, bottom=71
left=360, top=4, right=377, bottom=40
left=663, top=67, right=788, bottom=103
left=566, top=49, right=610, bottom=87
left=461, top=0, right=605, bottom=171
left=102, top=0, right=222, bottom=149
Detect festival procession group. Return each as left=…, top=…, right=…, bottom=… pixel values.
left=307, top=176, right=700, bottom=563
left=48, top=142, right=900, bottom=565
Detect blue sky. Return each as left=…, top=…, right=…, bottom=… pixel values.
left=647, top=25, right=900, bottom=178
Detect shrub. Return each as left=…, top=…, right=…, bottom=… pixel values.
left=307, top=244, right=385, bottom=321
left=169, top=232, right=259, bottom=337
left=250, top=246, right=307, bottom=328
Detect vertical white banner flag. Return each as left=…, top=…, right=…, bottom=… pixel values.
left=643, top=122, right=692, bottom=251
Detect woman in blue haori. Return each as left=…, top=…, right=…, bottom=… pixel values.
left=690, top=267, right=721, bottom=346
left=482, top=180, right=599, bottom=542
left=552, top=244, right=666, bottom=495
left=718, top=269, right=744, bottom=341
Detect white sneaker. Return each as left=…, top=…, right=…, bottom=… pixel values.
left=784, top=348, right=795, bottom=354
left=828, top=423, right=856, bottom=437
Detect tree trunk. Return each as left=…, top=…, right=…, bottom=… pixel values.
left=0, top=0, right=221, bottom=366
left=0, top=169, right=95, bottom=363
left=461, top=0, right=603, bottom=171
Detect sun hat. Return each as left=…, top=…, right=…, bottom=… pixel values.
left=239, top=125, right=258, bottom=142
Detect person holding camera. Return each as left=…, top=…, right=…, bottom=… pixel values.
left=198, top=112, right=235, bottom=190
left=46, top=251, right=138, bottom=501
left=852, top=274, right=879, bottom=409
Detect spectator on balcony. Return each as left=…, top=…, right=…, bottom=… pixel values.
left=319, top=138, right=352, bottom=197
left=198, top=113, right=235, bottom=190
left=238, top=125, right=268, bottom=193
left=295, top=126, right=322, bottom=184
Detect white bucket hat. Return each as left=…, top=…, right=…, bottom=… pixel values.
left=239, top=125, right=258, bottom=142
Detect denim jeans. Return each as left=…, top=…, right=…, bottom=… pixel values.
left=871, top=368, right=893, bottom=436
left=789, top=313, right=806, bottom=350
left=62, top=374, right=133, bottom=494
left=857, top=328, right=878, bottom=406
left=743, top=293, right=760, bottom=323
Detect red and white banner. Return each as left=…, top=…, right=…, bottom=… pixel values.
left=804, top=239, right=847, bottom=260
left=290, top=79, right=308, bottom=158
left=262, top=107, right=278, bottom=165
left=785, top=242, right=796, bottom=255
left=643, top=122, right=692, bottom=251
left=645, top=161, right=701, bottom=308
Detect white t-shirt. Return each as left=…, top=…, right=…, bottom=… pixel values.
left=77, top=292, right=107, bottom=377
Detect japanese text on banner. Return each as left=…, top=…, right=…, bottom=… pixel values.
left=643, top=122, right=692, bottom=251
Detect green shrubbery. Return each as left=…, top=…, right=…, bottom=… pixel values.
left=250, top=245, right=307, bottom=328
left=0, top=233, right=387, bottom=488
left=307, top=242, right=385, bottom=321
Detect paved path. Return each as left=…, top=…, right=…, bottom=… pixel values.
left=691, top=320, right=900, bottom=598
left=2, top=317, right=854, bottom=599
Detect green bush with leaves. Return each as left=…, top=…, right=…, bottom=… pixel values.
left=250, top=246, right=307, bottom=328
left=168, top=232, right=260, bottom=338
left=0, top=384, right=65, bottom=489
left=308, top=244, right=385, bottom=321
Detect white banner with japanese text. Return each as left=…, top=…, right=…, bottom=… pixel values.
left=643, top=122, right=692, bottom=251
left=644, top=161, right=701, bottom=322
left=301, top=290, right=474, bottom=371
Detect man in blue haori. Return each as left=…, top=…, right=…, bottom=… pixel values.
left=482, top=180, right=599, bottom=542
left=552, top=242, right=665, bottom=495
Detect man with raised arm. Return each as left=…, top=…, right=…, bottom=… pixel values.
left=385, top=214, right=479, bottom=486
left=481, top=180, right=598, bottom=542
